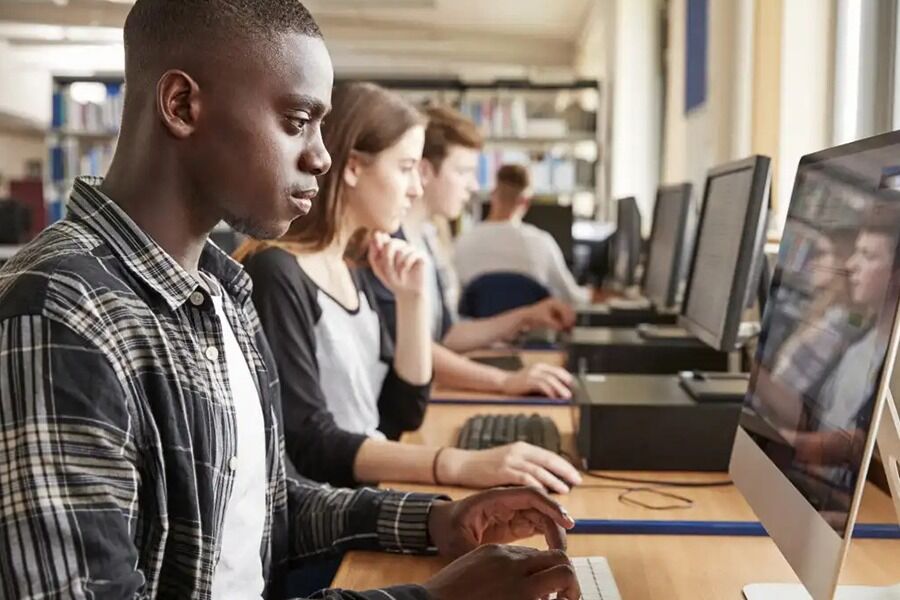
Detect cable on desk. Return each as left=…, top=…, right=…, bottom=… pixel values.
left=559, top=451, right=731, bottom=510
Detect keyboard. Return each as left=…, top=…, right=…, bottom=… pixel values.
left=456, top=413, right=561, bottom=453
left=570, top=557, right=622, bottom=600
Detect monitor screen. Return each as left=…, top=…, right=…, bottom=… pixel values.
left=522, top=203, right=574, bottom=265
left=742, top=144, right=900, bottom=535
left=683, top=165, right=759, bottom=346
left=612, top=197, right=641, bottom=287
left=643, top=185, right=691, bottom=308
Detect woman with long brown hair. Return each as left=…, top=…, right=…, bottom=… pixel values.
left=237, top=82, right=581, bottom=492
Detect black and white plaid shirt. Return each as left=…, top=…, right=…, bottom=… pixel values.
left=0, top=178, right=441, bottom=600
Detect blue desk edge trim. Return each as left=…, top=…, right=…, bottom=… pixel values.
left=571, top=519, right=900, bottom=539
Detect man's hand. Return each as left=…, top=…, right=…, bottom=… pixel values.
left=520, top=298, right=576, bottom=332
left=437, top=443, right=583, bottom=494
left=422, top=544, right=580, bottom=600
left=427, top=486, right=575, bottom=559
left=501, top=363, right=574, bottom=399
left=368, top=232, right=426, bottom=299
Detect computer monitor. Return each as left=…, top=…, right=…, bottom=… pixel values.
left=642, top=183, right=693, bottom=309
left=679, top=156, right=771, bottom=352
left=731, top=131, right=900, bottom=599
left=610, top=196, right=642, bottom=288
left=522, top=202, right=575, bottom=265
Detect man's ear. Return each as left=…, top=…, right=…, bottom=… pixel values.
left=157, top=69, right=201, bottom=139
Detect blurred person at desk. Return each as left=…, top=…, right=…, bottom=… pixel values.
left=0, top=4, right=584, bottom=599
left=454, top=163, right=591, bottom=305
left=363, top=105, right=576, bottom=399
left=237, top=83, right=580, bottom=494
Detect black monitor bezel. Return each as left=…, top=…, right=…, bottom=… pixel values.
left=642, top=183, right=693, bottom=309
left=679, top=155, right=771, bottom=352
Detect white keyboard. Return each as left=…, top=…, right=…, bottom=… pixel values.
left=552, top=557, right=622, bottom=600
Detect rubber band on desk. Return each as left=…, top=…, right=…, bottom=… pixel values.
left=570, top=519, right=900, bottom=539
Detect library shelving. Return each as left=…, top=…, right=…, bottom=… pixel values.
left=348, top=78, right=605, bottom=222
left=47, top=76, right=123, bottom=222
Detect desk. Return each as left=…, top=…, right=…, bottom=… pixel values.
left=394, top=403, right=900, bottom=525
left=334, top=356, right=900, bottom=596
left=333, top=534, right=900, bottom=598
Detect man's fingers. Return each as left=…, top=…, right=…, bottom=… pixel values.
left=471, top=486, right=575, bottom=529
left=528, top=563, right=581, bottom=600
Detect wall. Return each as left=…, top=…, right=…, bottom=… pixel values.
left=750, top=0, right=783, bottom=217
left=608, top=0, right=663, bottom=233
left=0, top=41, right=52, bottom=128
left=775, top=0, right=834, bottom=231
left=662, top=0, right=754, bottom=197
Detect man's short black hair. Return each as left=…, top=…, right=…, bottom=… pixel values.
left=124, top=0, right=322, bottom=78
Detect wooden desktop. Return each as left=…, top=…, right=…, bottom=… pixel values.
left=332, top=351, right=900, bottom=598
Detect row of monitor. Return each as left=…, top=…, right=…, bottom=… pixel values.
left=608, top=155, right=771, bottom=353
left=604, top=136, right=900, bottom=599
left=479, top=130, right=900, bottom=599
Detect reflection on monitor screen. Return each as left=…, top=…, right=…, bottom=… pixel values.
left=743, top=149, right=900, bottom=536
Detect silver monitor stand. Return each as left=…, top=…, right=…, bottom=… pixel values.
left=744, top=392, right=900, bottom=600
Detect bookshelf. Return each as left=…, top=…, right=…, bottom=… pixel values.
left=43, top=76, right=604, bottom=229
left=354, top=78, right=604, bottom=221
left=47, top=76, right=122, bottom=222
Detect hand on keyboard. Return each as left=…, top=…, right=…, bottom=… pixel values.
left=427, top=486, right=575, bottom=558
left=422, top=544, right=581, bottom=600
left=500, top=363, right=574, bottom=398
left=437, top=442, right=582, bottom=494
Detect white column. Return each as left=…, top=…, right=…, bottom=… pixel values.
left=609, top=0, right=663, bottom=234
left=776, top=0, right=834, bottom=233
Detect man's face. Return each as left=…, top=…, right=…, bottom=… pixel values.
left=847, top=231, right=896, bottom=308
left=423, top=145, right=479, bottom=220
left=188, top=33, right=334, bottom=239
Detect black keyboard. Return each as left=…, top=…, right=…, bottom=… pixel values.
left=456, top=413, right=562, bottom=454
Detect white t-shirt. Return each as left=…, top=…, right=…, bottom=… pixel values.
left=315, top=285, right=389, bottom=438
left=454, top=220, right=591, bottom=305
left=206, top=281, right=267, bottom=600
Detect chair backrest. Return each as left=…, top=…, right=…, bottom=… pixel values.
left=458, top=272, right=550, bottom=318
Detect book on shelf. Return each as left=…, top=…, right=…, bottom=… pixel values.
left=52, top=82, right=124, bottom=134
left=476, top=149, right=590, bottom=195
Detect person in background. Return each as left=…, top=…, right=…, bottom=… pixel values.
left=237, top=82, right=582, bottom=494
left=365, top=105, right=577, bottom=399
left=0, top=3, right=582, bottom=598
left=454, top=163, right=592, bottom=305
